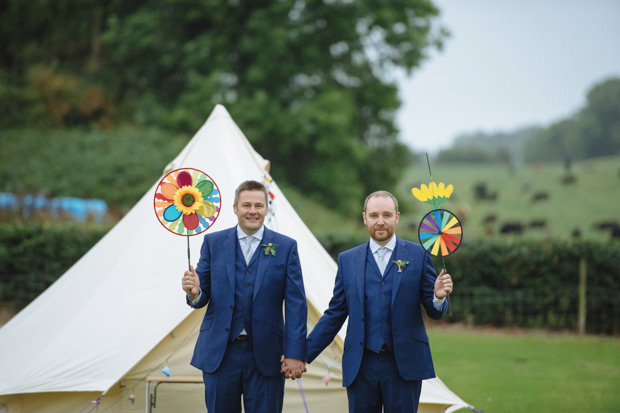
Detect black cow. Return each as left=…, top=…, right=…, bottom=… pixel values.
left=500, top=222, right=523, bottom=234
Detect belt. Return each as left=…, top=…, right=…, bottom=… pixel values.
left=236, top=334, right=249, bottom=341
left=380, top=343, right=390, bottom=352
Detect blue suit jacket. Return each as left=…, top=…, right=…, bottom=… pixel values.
left=307, top=236, right=446, bottom=387
left=189, top=226, right=307, bottom=376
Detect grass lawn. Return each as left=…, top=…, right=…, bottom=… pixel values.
left=427, top=326, right=620, bottom=412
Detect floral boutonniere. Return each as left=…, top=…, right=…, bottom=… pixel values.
left=261, top=243, right=277, bottom=256
left=392, top=259, right=409, bottom=273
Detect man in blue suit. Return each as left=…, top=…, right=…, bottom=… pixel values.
left=182, top=180, right=307, bottom=412
left=304, top=191, right=454, bottom=412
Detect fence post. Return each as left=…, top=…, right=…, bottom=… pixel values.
left=578, top=258, right=587, bottom=335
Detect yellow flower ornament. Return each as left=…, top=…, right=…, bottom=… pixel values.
left=411, top=181, right=453, bottom=209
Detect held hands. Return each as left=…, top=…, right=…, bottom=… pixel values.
left=434, top=269, right=454, bottom=299
left=280, top=355, right=307, bottom=380
left=182, top=265, right=200, bottom=299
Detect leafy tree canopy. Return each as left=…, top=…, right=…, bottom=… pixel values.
left=0, top=0, right=446, bottom=211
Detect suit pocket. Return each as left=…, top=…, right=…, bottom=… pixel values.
left=271, top=264, right=285, bottom=270
left=200, top=317, right=213, bottom=331
left=412, top=332, right=429, bottom=344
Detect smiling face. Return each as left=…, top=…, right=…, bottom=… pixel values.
left=363, top=195, right=400, bottom=245
left=233, top=189, right=268, bottom=235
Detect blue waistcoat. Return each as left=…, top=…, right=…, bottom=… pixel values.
left=229, top=240, right=258, bottom=341
left=364, top=247, right=394, bottom=353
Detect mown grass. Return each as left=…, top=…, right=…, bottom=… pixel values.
left=428, top=326, right=620, bottom=412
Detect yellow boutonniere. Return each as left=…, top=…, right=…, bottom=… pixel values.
left=261, top=243, right=277, bottom=256
left=392, top=259, right=409, bottom=273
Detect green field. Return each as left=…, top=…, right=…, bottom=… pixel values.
left=428, top=326, right=620, bottom=412
left=394, top=155, right=620, bottom=241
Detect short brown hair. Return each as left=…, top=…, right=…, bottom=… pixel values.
left=234, top=180, right=269, bottom=205
left=363, top=191, right=399, bottom=213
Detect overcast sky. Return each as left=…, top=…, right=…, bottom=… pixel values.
left=396, top=0, right=620, bottom=154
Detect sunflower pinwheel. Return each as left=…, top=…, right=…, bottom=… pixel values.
left=154, top=168, right=221, bottom=236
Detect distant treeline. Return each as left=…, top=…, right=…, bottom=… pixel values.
left=435, top=77, right=620, bottom=164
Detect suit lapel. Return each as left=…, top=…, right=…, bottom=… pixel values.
left=391, top=237, right=406, bottom=307
left=356, top=243, right=367, bottom=306
left=253, top=227, right=273, bottom=300
left=224, top=228, right=237, bottom=291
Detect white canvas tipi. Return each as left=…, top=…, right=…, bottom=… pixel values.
left=0, top=105, right=474, bottom=412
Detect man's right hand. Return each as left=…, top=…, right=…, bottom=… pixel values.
left=182, top=265, right=200, bottom=298
left=280, top=355, right=307, bottom=380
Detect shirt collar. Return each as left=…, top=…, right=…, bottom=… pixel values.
left=369, top=235, right=396, bottom=254
left=237, top=225, right=265, bottom=241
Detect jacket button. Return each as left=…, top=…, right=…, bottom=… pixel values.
left=230, top=305, right=234, bottom=309
left=361, top=318, right=365, bottom=322
left=360, top=342, right=363, bottom=346
left=225, top=328, right=229, bottom=332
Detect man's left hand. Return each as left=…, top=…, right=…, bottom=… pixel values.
left=434, top=269, right=454, bottom=299
left=280, top=356, right=307, bottom=380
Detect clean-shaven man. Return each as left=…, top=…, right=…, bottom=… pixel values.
left=182, top=180, right=307, bottom=412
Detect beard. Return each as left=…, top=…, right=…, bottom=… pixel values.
left=369, top=227, right=393, bottom=242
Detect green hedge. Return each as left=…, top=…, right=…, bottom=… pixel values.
left=0, top=223, right=110, bottom=309
left=318, top=233, right=620, bottom=335
left=442, top=238, right=620, bottom=334
left=2, top=224, right=619, bottom=334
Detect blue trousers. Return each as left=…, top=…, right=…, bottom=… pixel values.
left=202, top=339, right=285, bottom=412
left=347, top=349, right=422, bottom=413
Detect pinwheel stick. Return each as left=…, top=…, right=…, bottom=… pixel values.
left=441, top=256, right=453, bottom=317
left=186, top=235, right=194, bottom=302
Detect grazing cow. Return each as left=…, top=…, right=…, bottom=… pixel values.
left=594, top=221, right=619, bottom=231
left=531, top=192, right=549, bottom=202
left=571, top=228, right=582, bottom=238
left=529, top=220, right=547, bottom=229
left=473, top=183, right=498, bottom=202
left=474, top=183, right=488, bottom=201
left=483, top=213, right=498, bottom=224
left=561, top=174, right=576, bottom=185
left=594, top=221, right=620, bottom=239
left=500, top=222, right=523, bottom=235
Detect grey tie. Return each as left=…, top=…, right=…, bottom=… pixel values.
left=377, top=247, right=389, bottom=275
left=243, top=236, right=254, bottom=264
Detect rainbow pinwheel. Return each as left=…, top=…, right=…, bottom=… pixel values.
left=154, top=168, right=221, bottom=236
left=418, top=209, right=462, bottom=257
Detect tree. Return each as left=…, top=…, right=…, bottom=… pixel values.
left=524, top=77, right=620, bottom=163
left=98, top=0, right=446, bottom=211
left=0, top=0, right=447, bottom=211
